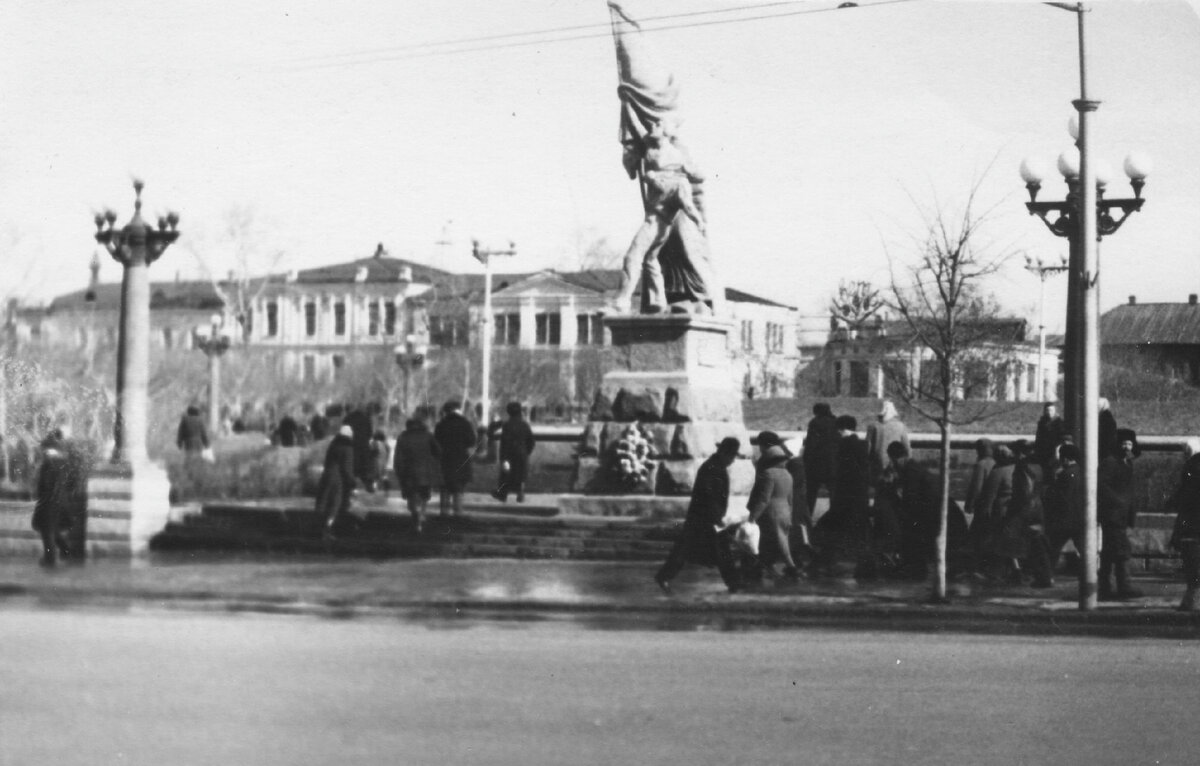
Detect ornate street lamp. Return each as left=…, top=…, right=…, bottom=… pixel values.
left=394, top=334, right=428, bottom=417
left=1019, top=3, right=1150, bottom=610
left=93, top=179, right=181, bottom=464
left=194, top=313, right=233, bottom=436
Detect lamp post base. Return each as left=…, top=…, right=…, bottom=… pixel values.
left=85, top=459, right=172, bottom=556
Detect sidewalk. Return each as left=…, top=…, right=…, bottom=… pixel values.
left=1, top=551, right=1197, bottom=639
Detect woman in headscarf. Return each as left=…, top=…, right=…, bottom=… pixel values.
left=314, top=425, right=356, bottom=538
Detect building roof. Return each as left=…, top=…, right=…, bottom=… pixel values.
left=1100, top=302, right=1200, bottom=345
left=48, top=280, right=225, bottom=313
left=725, top=287, right=795, bottom=310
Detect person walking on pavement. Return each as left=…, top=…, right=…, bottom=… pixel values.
left=746, top=431, right=799, bottom=583
left=802, top=403, right=839, bottom=514
left=655, top=437, right=745, bottom=593
left=973, top=444, right=1016, bottom=581
left=31, top=430, right=70, bottom=567
left=314, top=425, right=356, bottom=539
left=393, top=418, right=440, bottom=535
left=1008, top=440, right=1054, bottom=588
left=1045, top=443, right=1085, bottom=572
left=1098, top=428, right=1144, bottom=600
left=886, top=441, right=941, bottom=581
left=813, top=415, right=871, bottom=579
left=1168, top=438, right=1200, bottom=611
left=963, top=439, right=996, bottom=522
left=492, top=402, right=535, bottom=503
left=176, top=406, right=209, bottom=455
left=434, top=400, right=476, bottom=517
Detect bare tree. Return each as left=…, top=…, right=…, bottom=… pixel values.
left=881, top=180, right=1024, bottom=603
left=830, top=279, right=885, bottom=332
left=182, top=204, right=285, bottom=344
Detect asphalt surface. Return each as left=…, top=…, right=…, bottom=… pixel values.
left=4, top=610, right=1199, bottom=766
left=1, top=552, right=1198, bottom=638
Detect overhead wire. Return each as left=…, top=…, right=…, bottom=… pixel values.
left=286, top=0, right=915, bottom=70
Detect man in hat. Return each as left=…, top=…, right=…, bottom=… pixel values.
left=813, top=415, right=872, bottom=578
left=31, top=430, right=70, bottom=567
left=655, top=437, right=744, bottom=593
left=746, top=431, right=799, bottom=582
left=1098, top=428, right=1144, bottom=600
left=434, top=400, right=477, bottom=516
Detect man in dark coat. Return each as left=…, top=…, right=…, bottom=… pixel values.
left=275, top=414, right=299, bottom=447
left=802, top=402, right=839, bottom=514
left=1033, top=403, right=1067, bottom=471
left=394, top=419, right=440, bottom=534
left=492, top=402, right=535, bottom=503
left=886, top=441, right=941, bottom=580
left=655, top=437, right=743, bottom=593
left=1169, top=438, right=1200, bottom=611
left=31, top=430, right=70, bottom=567
left=1045, top=443, right=1085, bottom=572
left=813, top=415, right=871, bottom=579
left=746, top=431, right=799, bottom=582
left=176, top=406, right=209, bottom=454
left=314, top=425, right=356, bottom=538
left=1009, top=440, right=1053, bottom=588
left=342, top=409, right=374, bottom=486
left=433, top=400, right=476, bottom=516
left=1098, top=428, right=1142, bottom=600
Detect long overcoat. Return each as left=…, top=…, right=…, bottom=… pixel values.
left=1170, top=454, right=1200, bottom=548
left=747, top=445, right=796, bottom=569
left=498, top=416, right=536, bottom=483
left=434, top=412, right=477, bottom=491
left=672, top=453, right=732, bottom=568
left=1098, top=455, right=1137, bottom=528
left=394, top=424, right=441, bottom=497
left=314, top=435, right=355, bottom=524
left=820, top=433, right=871, bottom=552
left=31, top=445, right=69, bottom=534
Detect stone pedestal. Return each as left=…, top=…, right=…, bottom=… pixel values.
left=86, top=460, right=172, bottom=556
left=574, top=315, right=752, bottom=496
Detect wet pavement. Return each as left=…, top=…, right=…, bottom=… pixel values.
left=1, top=552, right=1198, bottom=638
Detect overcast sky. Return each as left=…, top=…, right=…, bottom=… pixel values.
left=2, top=0, right=1198, bottom=331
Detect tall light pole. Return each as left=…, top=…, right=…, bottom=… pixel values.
left=1023, top=254, right=1069, bottom=402
left=472, top=239, right=516, bottom=430
left=93, top=180, right=180, bottom=464
left=194, top=313, right=233, bottom=436
left=1019, top=2, right=1150, bottom=610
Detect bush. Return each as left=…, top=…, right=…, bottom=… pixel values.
left=164, top=436, right=328, bottom=502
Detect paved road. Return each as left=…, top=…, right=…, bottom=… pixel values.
left=2, top=607, right=1198, bottom=766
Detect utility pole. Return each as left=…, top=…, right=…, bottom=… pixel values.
left=1024, top=255, right=1068, bottom=402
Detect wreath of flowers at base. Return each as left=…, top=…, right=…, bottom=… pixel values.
left=610, top=422, right=655, bottom=487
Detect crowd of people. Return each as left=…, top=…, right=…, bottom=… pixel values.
left=655, top=399, right=1200, bottom=611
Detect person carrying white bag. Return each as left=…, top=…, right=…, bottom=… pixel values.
left=654, top=437, right=746, bottom=594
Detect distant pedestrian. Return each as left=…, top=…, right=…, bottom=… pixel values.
left=813, top=415, right=871, bottom=578
left=309, top=411, right=330, bottom=441
left=866, top=399, right=909, bottom=482
left=367, top=430, right=390, bottom=492
left=342, top=409, right=374, bottom=486
left=1098, top=428, right=1143, bottom=600
left=655, top=437, right=744, bottom=593
left=31, top=430, right=70, bottom=567
left=492, top=402, right=535, bottom=503
left=1033, top=403, right=1067, bottom=471
left=784, top=443, right=813, bottom=569
left=1009, top=440, right=1054, bottom=588
left=394, top=418, right=440, bottom=534
left=963, top=439, right=996, bottom=520
left=1044, top=443, right=1085, bottom=572
left=275, top=414, right=299, bottom=447
left=1168, top=438, right=1200, bottom=611
left=434, top=400, right=476, bottom=516
left=314, top=425, right=356, bottom=539
left=802, top=403, right=839, bottom=514
left=746, top=431, right=799, bottom=582
left=973, top=444, right=1016, bottom=581
left=176, top=406, right=209, bottom=455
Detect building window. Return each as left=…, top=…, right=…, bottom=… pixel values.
left=302, top=354, right=316, bottom=383
left=535, top=312, right=561, bottom=346
left=765, top=322, right=785, bottom=353
left=495, top=313, right=520, bottom=345
left=1026, top=363, right=1037, bottom=396
left=384, top=303, right=397, bottom=335
left=849, top=360, right=870, bottom=397
left=162, top=328, right=173, bottom=349
left=741, top=320, right=754, bottom=351
left=305, top=302, right=317, bottom=337
left=334, top=302, right=346, bottom=336
left=368, top=302, right=380, bottom=336
left=266, top=301, right=278, bottom=337
left=332, top=354, right=345, bottom=380
left=577, top=313, right=605, bottom=345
